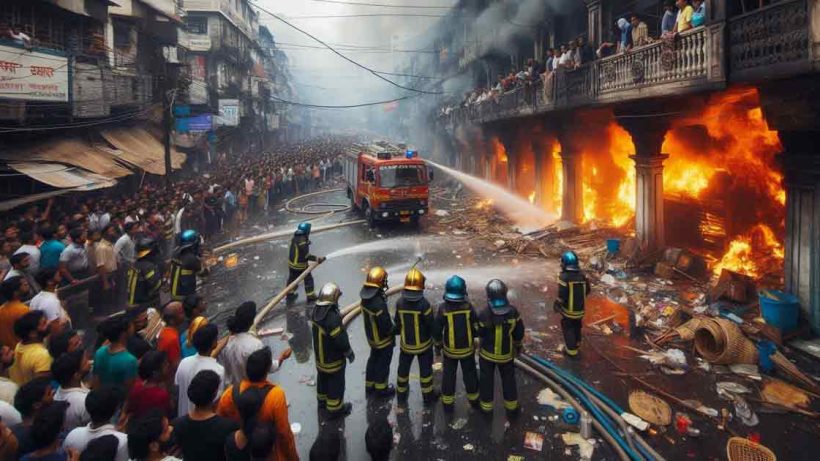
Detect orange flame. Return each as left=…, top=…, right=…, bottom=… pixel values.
left=528, top=191, right=536, bottom=204
left=712, top=224, right=785, bottom=278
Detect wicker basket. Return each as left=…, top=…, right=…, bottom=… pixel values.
left=674, top=317, right=704, bottom=341
left=694, top=318, right=758, bottom=365
left=727, top=437, right=776, bottom=461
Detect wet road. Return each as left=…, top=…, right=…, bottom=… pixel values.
left=197, top=187, right=816, bottom=461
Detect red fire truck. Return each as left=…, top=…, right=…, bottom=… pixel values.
left=343, top=142, right=433, bottom=227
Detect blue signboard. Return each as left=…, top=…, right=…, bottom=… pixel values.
left=188, top=114, right=213, bottom=132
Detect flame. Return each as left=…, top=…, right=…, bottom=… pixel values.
left=581, top=122, right=636, bottom=226
left=712, top=224, right=784, bottom=277
left=528, top=191, right=536, bottom=204
left=553, top=147, right=563, bottom=216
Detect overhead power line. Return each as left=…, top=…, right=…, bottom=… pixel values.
left=270, top=94, right=412, bottom=109
left=309, top=0, right=453, bottom=8
left=287, top=13, right=446, bottom=19
left=249, top=1, right=442, bottom=95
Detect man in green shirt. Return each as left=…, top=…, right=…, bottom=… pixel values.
left=92, top=316, right=137, bottom=392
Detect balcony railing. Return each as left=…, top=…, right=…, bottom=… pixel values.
left=452, top=25, right=722, bottom=125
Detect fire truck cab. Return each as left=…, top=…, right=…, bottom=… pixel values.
left=343, top=142, right=432, bottom=227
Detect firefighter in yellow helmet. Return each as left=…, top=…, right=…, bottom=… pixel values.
left=394, top=268, right=437, bottom=404
left=360, top=266, right=395, bottom=397
left=310, top=282, right=354, bottom=419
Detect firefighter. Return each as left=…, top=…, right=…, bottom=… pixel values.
left=169, top=229, right=209, bottom=301
left=433, top=275, right=479, bottom=411
left=126, top=237, right=162, bottom=309
left=310, top=282, right=354, bottom=419
left=554, top=251, right=591, bottom=356
left=394, top=267, right=437, bottom=404
left=477, top=279, right=524, bottom=415
left=287, top=222, right=325, bottom=302
left=360, top=266, right=396, bottom=397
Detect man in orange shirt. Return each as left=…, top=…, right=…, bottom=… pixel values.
left=157, top=301, right=184, bottom=373
left=0, top=276, right=31, bottom=348
left=217, top=347, right=298, bottom=461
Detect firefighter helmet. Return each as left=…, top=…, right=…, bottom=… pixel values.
left=315, top=282, right=342, bottom=307
left=179, top=229, right=200, bottom=251
left=561, top=251, right=580, bottom=271
left=404, top=268, right=425, bottom=292
left=486, top=279, right=509, bottom=309
left=136, top=237, right=158, bottom=259
left=363, top=266, right=388, bottom=289
left=296, top=222, right=312, bottom=236
left=443, top=275, right=467, bottom=302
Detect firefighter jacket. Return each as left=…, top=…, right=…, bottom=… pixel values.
left=310, top=303, right=351, bottom=373
left=433, top=300, right=478, bottom=359
left=361, top=291, right=394, bottom=350
left=477, top=305, right=524, bottom=363
left=127, top=258, right=162, bottom=306
left=556, top=270, right=591, bottom=319
left=169, top=250, right=203, bottom=300
left=393, top=295, right=434, bottom=354
left=288, top=235, right=316, bottom=270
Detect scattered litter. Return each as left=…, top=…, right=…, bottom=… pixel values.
left=523, top=432, right=544, bottom=451
left=716, top=382, right=752, bottom=395
left=726, top=437, right=776, bottom=461
left=434, top=209, right=450, bottom=217
left=257, top=327, right=284, bottom=338
left=290, top=423, right=301, bottom=435
left=629, top=390, right=672, bottom=426
left=298, top=375, right=316, bottom=386
left=729, top=364, right=762, bottom=380
left=639, top=348, right=687, bottom=370
left=621, top=412, right=649, bottom=431
left=675, top=413, right=692, bottom=435
left=253, top=255, right=260, bottom=261
left=733, top=396, right=759, bottom=426
left=561, top=432, right=594, bottom=460
left=760, top=378, right=811, bottom=409
left=462, top=443, right=474, bottom=452
left=537, top=388, right=570, bottom=410
left=494, top=240, right=506, bottom=248
left=600, top=274, right=616, bottom=286
left=449, top=418, right=468, bottom=430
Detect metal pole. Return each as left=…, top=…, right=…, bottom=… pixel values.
left=163, top=62, right=173, bottom=190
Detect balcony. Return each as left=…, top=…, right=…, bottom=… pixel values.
left=455, top=25, right=725, bottom=125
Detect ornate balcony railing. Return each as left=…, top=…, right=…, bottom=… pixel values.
left=728, top=0, right=811, bottom=80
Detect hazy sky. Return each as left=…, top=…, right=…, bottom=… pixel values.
left=255, top=0, right=456, bottom=106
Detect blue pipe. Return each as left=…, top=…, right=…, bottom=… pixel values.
left=524, top=355, right=644, bottom=461
left=529, top=354, right=656, bottom=461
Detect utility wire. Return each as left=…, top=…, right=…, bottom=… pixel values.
left=249, top=0, right=442, bottom=95
left=270, top=94, right=412, bottom=109
left=309, top=0, right=453, bottom=8
left=286, top=13, right=446, bottom=19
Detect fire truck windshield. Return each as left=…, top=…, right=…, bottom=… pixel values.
left=378, top=165, right=426, bottom=187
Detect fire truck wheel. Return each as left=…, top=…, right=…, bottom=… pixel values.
left=350, top=192, right=359, bottom=211
left=364, top=203, right=377, bottom=229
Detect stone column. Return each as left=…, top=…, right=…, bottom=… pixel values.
left=585, top=0, right=602, bottom=49
left=560, top=149, right=583, bottom=223
left=531, top=137, right=555, bottom=208
left=779, top=131, right=820, bottom=334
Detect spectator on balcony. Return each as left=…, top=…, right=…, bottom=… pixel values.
left=692, top=0, right=706, bottom=27
left=631, top=15, right=650, bottom=47
left=661, top=1, right=677, bottom=36
left=616, top=18, right=633, bottom=53
left=545, top=49, right=556, bottom=72
left=557, top=44, right=572, bottom=68
left=7, top=25, right=32, bottom=50
left=576, top=37, right=596, bottom=65
left=675, top=0, right=695, bottom=33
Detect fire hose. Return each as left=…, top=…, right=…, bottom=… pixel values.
left=212, top=220, right=365, bottom=254
left=340, top=290, right=659, bottom=460
left=285, top=188, right=351, bottom=215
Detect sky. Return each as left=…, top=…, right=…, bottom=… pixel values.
left=254, top=0, right=457, bottom=107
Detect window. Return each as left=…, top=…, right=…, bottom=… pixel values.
left=113, top=23, right=130, bottom=48
left=186, top=16, right=207, bottom=35
left=379, top=165, right=425, bottom=188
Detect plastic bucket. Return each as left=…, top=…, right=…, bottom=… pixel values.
left=759, top=290, right=800, bottom=332
left=606, top=239, right=621, bottom=253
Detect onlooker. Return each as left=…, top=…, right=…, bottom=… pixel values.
left=125, top=308, right=152, bottom=360
left=0, top=277, right=31, bottom=348
left=218, top=302, right=288, bottom=387
left=47, top=329, right=81, bottom=360
left=58, top=228, right=89, bottom=285
left=4, top=254, right=39, bottom=299
left=577, top=36, right=595, bottom=64
left=172, top=370, right=238, bottom=461
left=661, top=1, right=677, bottom=36
left=113, top=223, right=138, bottom=267
left=125, top=351, right=172, bottom=419
left=675, top=0, right=694, bottom=33
left=224, top=386, right=271, bottom=461
left=0, top=414, right=19, bottom=460
left=92, top=316, right=138, bottom=391
left=9, top=311, right=52, bottom=386
left=63, top=386, right=128, bottom=461
left=156, top=302, right=184, bottom=372
left=126, top=410, right=178, bottom=461
left=94, top=224, right=118, bottom=301
left=617, top=17, right=633, bottom=52
left=365, top=417, right=393, bottom=461
left=13, top=233, right=40, bottom=276
left=217, top=347, right=298, bottom=461
left=37, top=227, right=65, bottom=272
left=631, top=15, right=650, bottom=47
left=52, top=350, right=91, bottom=431
left=179, top=294, right=207, bottom=360
left=77, top=434, right=119, bottom=461
left=11, top=377, right=55, bottom=458
left=0, top=345, right=19, bottom=404
left=308, top=430, right=341, bottom=461
left=692, top=0, right=706, bottom=27
left=29, top=269, right=69, bottom=333
left=175, top=324, right=225, bottom=417
left=20, top=402, right=71, bottom=461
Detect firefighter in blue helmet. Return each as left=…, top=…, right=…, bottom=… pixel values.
left=554, top=251, right=591, bottom=356
left=169, top=229, right=209, bottom=301
left=287, top=222, right=325, bottom=302
left=433, top=275, right=479, bottom=410
left=477, top=279, right=524, bottom=415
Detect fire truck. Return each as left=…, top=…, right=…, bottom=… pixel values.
left=343, top=142, right=433, bottom=227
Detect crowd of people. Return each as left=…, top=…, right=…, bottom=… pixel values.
left=442, top=0, right=707, bottom=115
left=0, top=136, right=375, bottom=461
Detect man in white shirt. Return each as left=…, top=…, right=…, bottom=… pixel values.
left=217, top=302, right=289, bottom=387
left=29, top=269, right=70, bottom=329
left=63, top=387, right=129, bottom=461
left=52, top=350, right=91, bottom=431
left=113, top=223, right=138, bottom=267
left=13, top=231, right=40, bottom=275
left=174, top=324, right=225, bottom=417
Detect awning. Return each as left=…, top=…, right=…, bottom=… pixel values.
left=0, top=138, right=133, bottom=178
left=100, top=126, right=186, bottom=175
left=8, top=162, right=117, bottom=190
